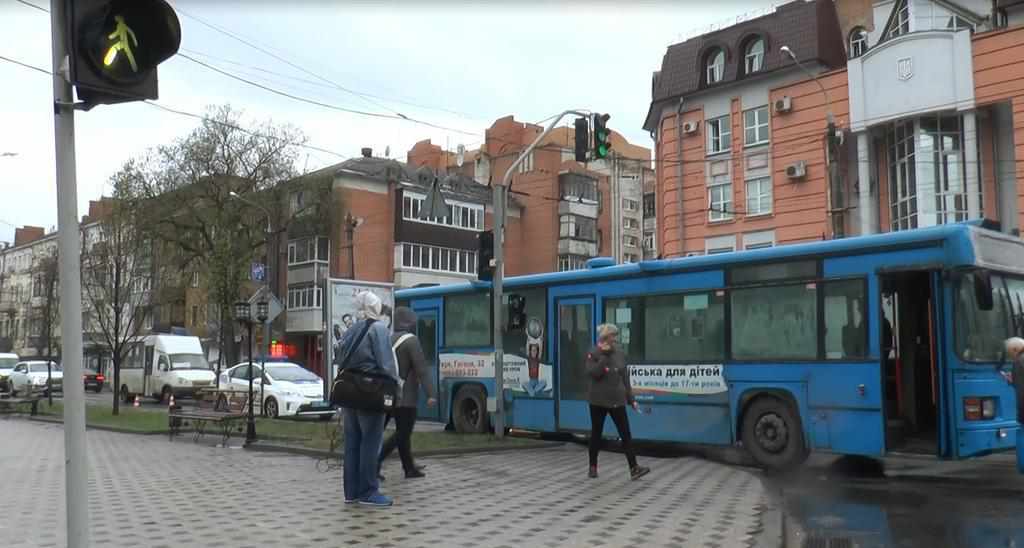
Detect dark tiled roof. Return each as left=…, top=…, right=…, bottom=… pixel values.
left=335, top=157, right=494, bottom=204
left=643, top=0, right=846, bottom=131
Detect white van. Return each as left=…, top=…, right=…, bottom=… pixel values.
left=119, top=334, right=215, bottom=403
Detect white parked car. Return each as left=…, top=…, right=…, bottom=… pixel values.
left=9, top=361, right=63, bottom=396
left=220, top=361, right=327, bottom=418
left=0, top=353, right=19, bottom=391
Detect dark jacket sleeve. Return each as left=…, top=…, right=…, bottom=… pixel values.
left=405, top=336, right=436, bottom=399
left=621, top=355, right=635, bottom=405
left=585, top=349, right=608, bottom=379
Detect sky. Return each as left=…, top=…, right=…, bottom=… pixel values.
left=0, top=0, right=768, bottom=244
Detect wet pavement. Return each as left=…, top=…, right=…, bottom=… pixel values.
left=767, top=453, right=1024, bottom=548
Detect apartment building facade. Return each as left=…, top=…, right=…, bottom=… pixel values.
left=646, top=0, right=1024, bottom=256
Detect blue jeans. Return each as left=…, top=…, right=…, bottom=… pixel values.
left=343, top=408, right=386, bottom=501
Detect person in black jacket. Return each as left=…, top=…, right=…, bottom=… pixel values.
left=585, top=323, right=650, bottom=481
left=378, top=307, right=437, bottom=479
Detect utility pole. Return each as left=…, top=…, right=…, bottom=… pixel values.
left=492, top=109, right=588, bottom=438
left=50, top=1, right=89, bottom=545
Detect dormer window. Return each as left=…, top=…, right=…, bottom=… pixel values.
left=888, top=0, right=909, bottom=38
left=706, top=48, right=725, bottom=85
left=744, top=38, right=764, bottom=74
left=849, top=27, right=867, bottom=58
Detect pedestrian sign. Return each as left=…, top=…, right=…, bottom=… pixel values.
left=102, top=15, right=139, bottom=72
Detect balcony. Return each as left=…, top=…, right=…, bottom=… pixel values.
left=286, top=308, right=321, bottom=334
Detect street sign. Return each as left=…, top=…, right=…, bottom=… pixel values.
left=248, top=286, right=283, bottom=323
left=251, top=262, right=266, bottom=282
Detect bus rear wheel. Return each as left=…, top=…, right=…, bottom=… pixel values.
left=453, top=385, right=488, bottom=434
left=120, top=385, right=131, bottom=403
left=741, top=396, right=807, bottom=472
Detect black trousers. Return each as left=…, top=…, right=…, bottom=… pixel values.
left=379, top=407, right=417, bottom=473
left=588, top=404, right=637, bottom=468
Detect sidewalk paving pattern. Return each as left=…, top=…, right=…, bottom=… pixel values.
left=0, top=419, right=769, bottom=548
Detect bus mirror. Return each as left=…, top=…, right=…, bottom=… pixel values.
left=974, top=271, right=994, bottom=311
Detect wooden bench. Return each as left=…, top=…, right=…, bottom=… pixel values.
left=168, top=389, right=249, bottom=444
left=0, top=396, right=41, bottom=416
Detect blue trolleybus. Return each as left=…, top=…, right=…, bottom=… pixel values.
left=395, top=221, right=1024, bottom=470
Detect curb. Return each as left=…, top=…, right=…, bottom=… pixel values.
left=245, top=439, right=565, bottom=460
left=28, top=416, right=172, bottom=436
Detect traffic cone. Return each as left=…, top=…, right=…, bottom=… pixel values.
left=133, top=395, right=140, bottom=408
left=168, top=394, right=175, bottom=408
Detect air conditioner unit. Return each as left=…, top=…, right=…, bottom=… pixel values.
left=786, top=161, right=807, bottom=180
left=682, top=121, right=699, bottom=134
left=774, top=96, right=793, bottom=113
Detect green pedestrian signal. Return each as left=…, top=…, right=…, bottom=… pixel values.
left=67, top=0, right=181, bottom=108
left=593, top=113, right=612, bottom=160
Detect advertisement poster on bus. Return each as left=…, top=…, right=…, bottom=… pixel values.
left=629, top=364, right=727, bottom=397
left=439, top=352, right=554, bottom=397
left=326, top=279, right=394, bottom=381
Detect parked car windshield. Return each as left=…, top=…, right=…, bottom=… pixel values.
left=266, top=365, right=319, bottom=382
left=29, top=363, right=60, bottom=372
left=0, top=358, right=18, bottom=369
left=169, top=354, right=209, bottom=370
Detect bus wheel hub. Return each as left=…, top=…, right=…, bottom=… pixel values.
left=755, top=413, right=788, bottom=453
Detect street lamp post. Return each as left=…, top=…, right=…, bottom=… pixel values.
left=229, top=191, right=274, bottom=402
left=235, top=300, right=268, bottom=445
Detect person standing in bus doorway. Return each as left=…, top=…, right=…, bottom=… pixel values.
left=378, top=306, right=438, bottom=480
left=337, top=291, right=399, bottom=507
left=586, top=324, right=650, bottom=481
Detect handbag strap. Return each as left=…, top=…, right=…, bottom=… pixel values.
left=337, top=320, right=375, bottom=375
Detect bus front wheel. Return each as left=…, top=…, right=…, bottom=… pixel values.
left=741, top=396, right=807, bottom=472
left=453, top=385, right=488, bottom=434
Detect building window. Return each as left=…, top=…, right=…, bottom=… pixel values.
left=743, top=107, right=769, bottom=146
left=622, top=198, right=640, bottom=212
left=888, top=118, right=918, bottom=231
left=190, top=272, right=199, bottom=288
left=401, top=243, right=477, bottom=275
left=743, top=229, right=775, bottom=250
left=560, top=174, right=598, bottom=203
left=559, top=215, right=597, bottom=241
left=517, top=151, right=535, bottom=174
left=402, top=192, right=483, bottom=231
left=643, top=232, right=655, bottom=251
left=888, top=0, right=909, bottom=38
left=623, top=253, right=640, bottom=263
left=921, top=113, right=970, bottom=225
left=946, top=16, right=973, bottom=31
left=707, top=115, right=731, bottom=154
left=744, top=37, right=764, bottom=74
left=745, top=177, right=772, bottom=216
left=287, top=284, right=322, bottom=310
left=623, top=235, right=639, bottom=248
left=849, top=27, right=867, bottom=58
left=708, top=174, right=733, bottom=222
left=623, top=217, right=640, bottom=230
left=643, top=193, right=655, bottom=217
left=705, top=234, right=736, bottom=255
left=558, top=254, right=590, bottom=272
left=705, top=48, right=725, bottom=85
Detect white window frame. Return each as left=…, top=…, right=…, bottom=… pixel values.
left=557, top=254, right=589, bottom=272
left=287, top=284, right=322, bottom=310
left=643, top=232, right=655, bottom=251
left=743, top=230, right=776, bottom=250
left=622, top=235, right=639, bottom=248
left=517, top=152, right=535, bottom=174
left=622, top=198, right=640, bottom=212
left=849, top=27, right=867, bottom=58
left=743, top=107, right=769, bottom=147
left=888, top=0, right=910, bottom=38
left=707, top=115, right=731, bottom=155
left=402, top=192, right=484, bottom=231
left=705, top=234, right=736, bottom=255
left=706, top=49, right=725, bottom=84
left=401, top=243, right=477, bottom=275
left=708, top=174, right=733, bottom=222
left=744, top=38, right=764, bottom=74
left=623, top=217, right=640, bottom=230
left=745, top=177, right=773, bottom=216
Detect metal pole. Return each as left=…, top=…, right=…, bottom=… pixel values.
left=492, top=108, right=588, bottom=439
left=50, top=0, right=89, bottom=545
left=261, top=220, right=269, bottom=412
left=246, top=323, right=256, bottom=444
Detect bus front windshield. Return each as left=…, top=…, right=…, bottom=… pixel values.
left=169, top=354, right=209, bottom=370
left=955, top=271, right=1024, bottom=362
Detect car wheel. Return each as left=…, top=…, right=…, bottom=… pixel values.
left=452, top=385, right=488, bottom=434
left=263, top=397, right=279, bottom=419
left=740, top=396, right=808, bottom=473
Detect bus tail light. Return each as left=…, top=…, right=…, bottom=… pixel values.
left=964, top=397, right=996, bottom=421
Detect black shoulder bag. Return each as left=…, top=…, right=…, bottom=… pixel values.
left=329, top=321, right=399, bottom=412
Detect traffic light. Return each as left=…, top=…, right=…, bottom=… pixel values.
left=477, top=230, right=494, bottom=281
left=507, top=294, right=526, bottom=331
left=67, top=0, right=182, bottom=108
left=592, top=113, right=612, bottom=160
left=574, top=117, right=589, bottom=163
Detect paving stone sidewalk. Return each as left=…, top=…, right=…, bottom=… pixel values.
left=0, top=419, right=770, bottom=548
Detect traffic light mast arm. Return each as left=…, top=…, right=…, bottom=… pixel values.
left=491, top=108, right=588, bottom=440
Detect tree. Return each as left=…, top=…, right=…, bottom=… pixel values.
left=136, top=105, right=305, bottom=370
left=81, top=163, right=153, bottom=415
left=30, top=246, right=59, bottom=404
